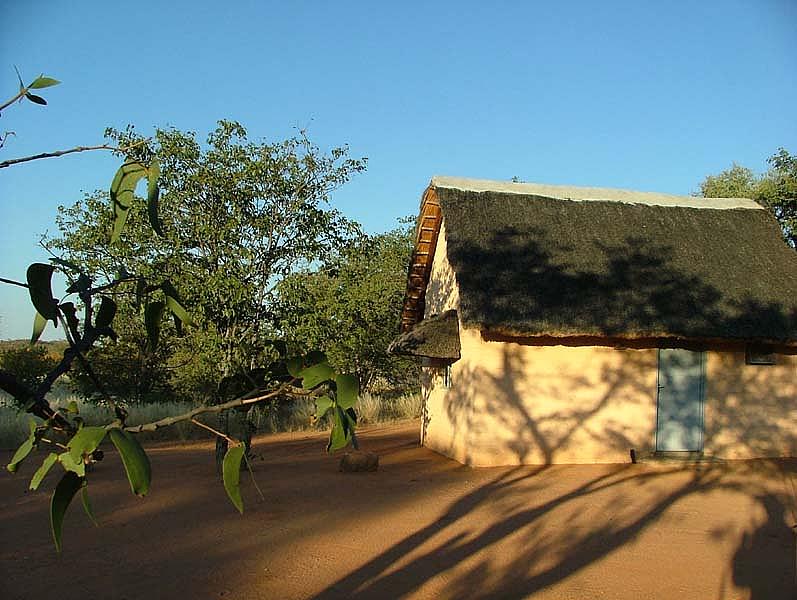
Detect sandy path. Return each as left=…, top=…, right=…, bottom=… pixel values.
left=1, top=420, right=795, bottom=599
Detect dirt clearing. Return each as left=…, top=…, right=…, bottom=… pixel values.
left=1, top=420, right=795, bottom=599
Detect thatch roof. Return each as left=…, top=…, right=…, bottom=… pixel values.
left=402, top=177, right=797, bottom=345
left=388, top=310, right=461, bottom=360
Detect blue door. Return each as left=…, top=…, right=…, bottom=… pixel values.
left=656, top=349, right=705, bottom=451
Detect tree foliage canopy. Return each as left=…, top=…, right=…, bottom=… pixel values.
left=699, top=148, right=797, bottom=249
left=276, top=222, right=420, bottom=393
left=48, top=121, right=368, bottom=396
left=0, top=344, right=58, bottom=392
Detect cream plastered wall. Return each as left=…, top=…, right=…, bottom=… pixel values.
left=424, top=328, right=659, bottom=465
left=422, top=223, right=660, bottom=465
left=423, top=221, right=459, bottom=316
left=703, top=350, right=797, bottom=459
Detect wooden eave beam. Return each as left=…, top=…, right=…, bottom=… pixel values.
left=399, top=186, right=443, bottom=332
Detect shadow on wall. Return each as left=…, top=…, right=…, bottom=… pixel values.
left=443, top=342, right=657, bottom=465
left=706, top=352, right=797, bottom=459
left=429, top=228, right=796, bottom=464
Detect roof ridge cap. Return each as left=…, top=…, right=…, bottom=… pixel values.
left=429, top=176, right=763, bottom=211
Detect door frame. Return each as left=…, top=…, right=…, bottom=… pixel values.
left=654, top=348, right=706, bottom=452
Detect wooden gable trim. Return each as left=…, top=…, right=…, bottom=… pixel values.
left=400, top=186, right=443, bottom=332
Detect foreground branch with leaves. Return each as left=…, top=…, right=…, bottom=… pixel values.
left=1, top=88, right=362, bottom=550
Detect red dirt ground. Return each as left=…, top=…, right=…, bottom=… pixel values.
left=1, top=420, right=796, bottom=599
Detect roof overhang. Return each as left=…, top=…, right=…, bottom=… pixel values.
left=388, top=310, right=461, bottom=361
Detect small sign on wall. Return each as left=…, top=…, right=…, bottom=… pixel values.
left=745, top=344, right=776, bottom=365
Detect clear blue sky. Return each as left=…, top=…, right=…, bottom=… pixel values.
left=1, top=0, right=795, bottom=340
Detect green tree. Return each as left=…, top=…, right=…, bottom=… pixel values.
left=69, top=316, right=174, bottom=404
left=276, top=223, right=420, bottom=394
left=699, top=148, right=797, bottom=249
left=0, top=344, right=57, bottom=392
left=758, top=149, right=797, bottom=249
left=699, top=163, right=758, bottom=199
left=48, top=121, right=367, bottom=393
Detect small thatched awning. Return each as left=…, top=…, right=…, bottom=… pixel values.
left=388, top=310, right=461, bottom=361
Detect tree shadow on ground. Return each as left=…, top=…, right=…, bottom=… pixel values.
left=313, top=460, right=796, bottom=599
left=332, top=226, right=797, bottom=598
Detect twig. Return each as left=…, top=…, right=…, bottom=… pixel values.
left=0, top=277, right=28, bottom=288
left=0, top=88, right=26, bottom=113
left=0, top=139, right=150, bottom=169
left=190, top=418, right=237, bottom=445
left=57, top=312, right=117, bottom=415
left=86, top=276, right=138, bottom=295
left=243, top=455, right=266, bottom=501
left=40, top=438, right=69, bottom=450
left=0, top=369, right=73, bottom=432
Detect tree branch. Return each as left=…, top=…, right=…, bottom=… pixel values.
left=0, top=277, right=28, bottom=288
left=121, top=385, right=314, bottom=434
left=0, top=88, right=26, bottom=113
left=0, top=369, right=73, bottom=431
left=0, top=139, right=150, bottom=169
left=0, top=145, right=117, bottom=168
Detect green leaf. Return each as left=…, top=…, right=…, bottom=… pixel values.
left=30, top=453, right=59, bottom=490
left=25, top=92, right=47, bottom=105
left=65, top=273, right=91, bottom=294
left=222, top=444, right=245, bottom=514
left=59, top=302, right=81, bottom=340
left=335, top=374, right=359, bottom=409
left=57, top=451, right=86, bottom=477
left=315, top=395, right=333, bottom=419
left=67, top=426, right=107, bottom=463
left=135, top=277, right=147, bottom=306
left=299, top=361, right=334, bottom=390
left=50, top=471, right=83, bottom=552
left=31, top=311, right=47, bottom=344
left=147, top=159, right=163, bottom=236
left=326, top=407, right=350, bottom=453
left=144, top=300, right=165, bottom=351
left=285, top=357, right=304, bottom=378
left=94, top=296, right=117, bottom=329
left=161, top=281, right=193, bottom=326
left=172, top=312, right=183, bottom=336
left=7, top=431, right=35, bottom=473
left=26, top=263, right=58, bottom=324
left=108, top=428, right=151, bottom=496
left=81, top=483, right=98, bottom=527
left=66, top=400, right=79, bottom=414
left=28, top=75, right=60, bottom=89
left=164, top=295, right=192, bottom=326
left=110, top=161, right=148, bottom=244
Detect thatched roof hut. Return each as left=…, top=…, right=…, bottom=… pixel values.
left=393, top=176, right=797, bottom=466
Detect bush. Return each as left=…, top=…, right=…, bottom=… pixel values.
left=0, top=344, right=58, bottom=395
